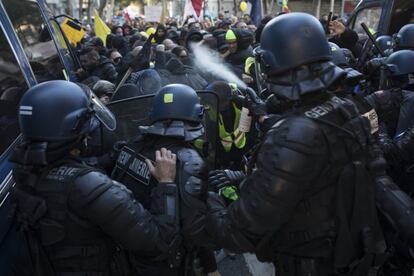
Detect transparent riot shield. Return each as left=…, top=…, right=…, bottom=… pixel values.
left=107, top=91, right=219, bottom=167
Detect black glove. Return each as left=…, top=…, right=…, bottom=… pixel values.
left=208, top=170, right=245, bottom=192
left=232, top=87, right=267, bottom=117
left=124, top=34, right=154, bottom=71
left=377, top=123, right=403, bottom=166
left=364, top=57, right=386, bottom=74
left=396, top=127, right=414, bottom=161
left=244, top=87, right=267, bottom=116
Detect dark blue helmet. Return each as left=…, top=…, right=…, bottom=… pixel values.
left=329, top=42, right=357, bottom=68
left=149, top=84, right=204, bottom=124
left=395, top=24, right=414, bottom=50
left=386, top=50, right=414, bottom=76
left=329, top=42, right=349, bottom=68
left=375, top=35, right=392, bottom=54
left=256, top=13, right=331, bottom=76
left=18, top=80, right=116, bottom=142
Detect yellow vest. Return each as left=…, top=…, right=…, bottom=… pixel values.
left=218, top=104, right=246, bottom=152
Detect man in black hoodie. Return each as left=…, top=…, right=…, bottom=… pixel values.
left=77, top=47, right=118, bottom=83
left=155, top=24, right=168, bottom=44
left=223, top=28, right=254, bottom=77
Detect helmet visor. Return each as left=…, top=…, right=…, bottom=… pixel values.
left=90, top=92, right=117, bottom=131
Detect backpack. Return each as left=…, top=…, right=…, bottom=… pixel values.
left=311, top=99, right=386, bottom=275
left=4, top=162, right=96, bottom=276
left=0, top=185, right=55, bottom=276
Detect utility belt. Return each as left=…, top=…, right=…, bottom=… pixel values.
left=47, top=243, right=131, bottom=276
left=274, top=243, right=386, bottom=276
left=58, top=273, right=109, bottom=276
left=274, top=254, right=335, bottom=276
left=275, top=254, right=383, bottom=276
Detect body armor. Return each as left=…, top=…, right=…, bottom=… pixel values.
left=12, top=155, right=177, bottom=276
left=206, top=95, right=385, bottom=275
left=111, top=122, right=208, bottom=275
left=13, top=160, right=125, bottom=275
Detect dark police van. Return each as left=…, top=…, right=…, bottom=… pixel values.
left=0, top=0, right=79, bottom=205
left=0, top=0, right=80, bottom=272
left=347, top=0, right=414, bottom=38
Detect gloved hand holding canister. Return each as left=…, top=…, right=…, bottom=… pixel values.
left=208, top=170, right=245, bottom=191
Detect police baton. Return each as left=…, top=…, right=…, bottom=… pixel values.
left=113, top=34, right=154, bottom=98
left=113, top=67, right=133, bottom=95
left=357, top=22, right=385, bottom=69
left=361, top=23, right=386, bottom=57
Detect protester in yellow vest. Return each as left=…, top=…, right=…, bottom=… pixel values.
left=206, top=81, right=251, bottom=170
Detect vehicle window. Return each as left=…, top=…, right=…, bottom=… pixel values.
left=50, top=20, right=78, bottom=72
left=389, top=0, right=414, bottom=35
left=3, top=0, right=66, bottom=82
left=0, top=28, right=28, bottom=156
left=352, top=6, right=383, bottom=38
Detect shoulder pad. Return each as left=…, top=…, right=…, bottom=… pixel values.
left=177, top=148, right=204, bottom=176
left=71, top=171, right=114, bottom=204
left=267, top=116, right=324, bottom=149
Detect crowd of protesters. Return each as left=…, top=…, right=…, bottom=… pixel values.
left=73, top=11, right=359, bottom=105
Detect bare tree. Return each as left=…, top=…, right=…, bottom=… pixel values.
left=107, top=0, right=115, bottom=23
left=79, top=0, right=83, bottom=19
left=217, top=0, right=222, bottom=14
left=66, top=0, right=73, bottom=16
left=263, top=0, right=268, bottom=15
left=87, top=0, right=92, bottom=23
left=312, top=0, right=321, bottom=18
left=98, top=0, right=107, bottom=17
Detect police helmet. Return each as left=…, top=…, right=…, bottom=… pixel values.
left=256, top=12, right=331, bottom=76
left=394, top=24, right=414, bottom=50
left=386, top=50, right=414, bottom=76
left=149, top=84, right=204, bottom=124
left=375, top=35, right=392, bottom=53
left=205, top=81, right=233, bottom=112
left=329, top=42, right=357, bottom=69
left=18, top=80, right=116, bottom=142
left=329, top=42, right=349, bottom=68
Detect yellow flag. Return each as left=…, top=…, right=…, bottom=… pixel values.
left=60, top=18, right=85, bottom=45
left=94, top=10, right=111, bottom=46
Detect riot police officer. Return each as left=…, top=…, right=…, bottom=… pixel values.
left=393, top=24, right=414, bottom=51
left=366, top=50, right=414, bottom=197
left=10, top=80, right=180, bottom=275
left=204, top=13, right=387, bottom=275
left=111, top=84, right=213, bottom=275
left=365, top=50, right=414, bottom=139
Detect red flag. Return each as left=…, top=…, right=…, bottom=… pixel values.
left=123, top=10, right=132, bottom=24
left=191, top=0, right=203, bottom=17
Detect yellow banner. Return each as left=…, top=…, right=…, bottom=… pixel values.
left=60, top=18, right=84, bottom=45
left=94, top=9, right=111, bottom=46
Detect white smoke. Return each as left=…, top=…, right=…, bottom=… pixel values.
left=190, top=42, right=247, bottom=89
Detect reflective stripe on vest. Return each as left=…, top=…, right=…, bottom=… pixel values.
left=218, top=103, right=246, bottom=152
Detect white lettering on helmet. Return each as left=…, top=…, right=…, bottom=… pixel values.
left=19, top=106, right=33, bottom=115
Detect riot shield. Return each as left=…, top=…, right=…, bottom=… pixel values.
left=107, top=91, right=219, bottom=167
